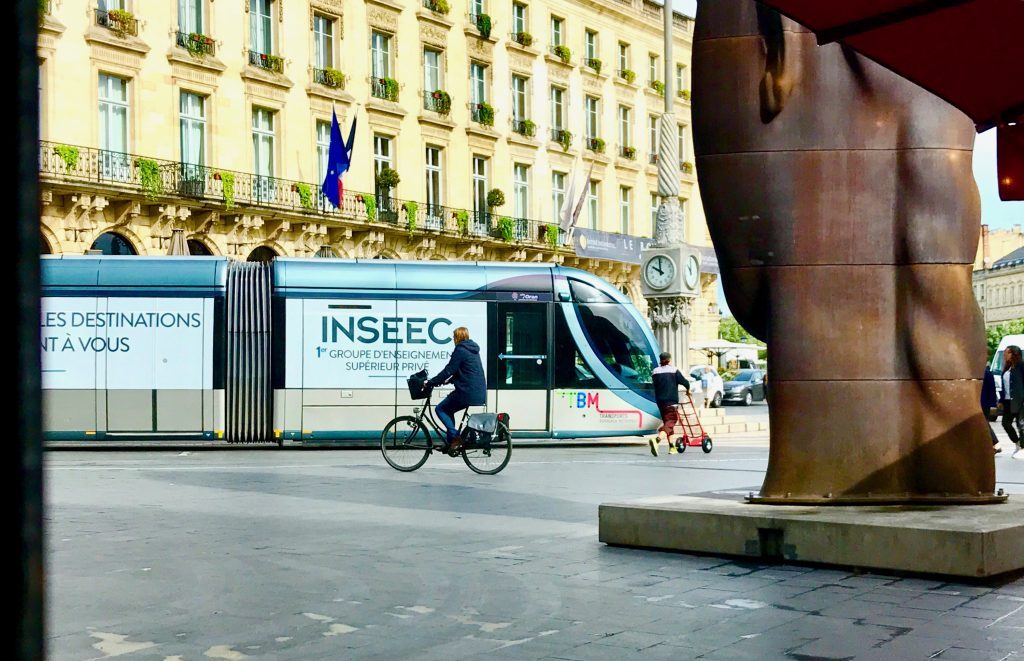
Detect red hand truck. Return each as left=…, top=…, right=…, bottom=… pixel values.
left=673, top=392, right=714, bottom=454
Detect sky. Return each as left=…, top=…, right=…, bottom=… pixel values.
left=671, top=0, right=1024, bottom=315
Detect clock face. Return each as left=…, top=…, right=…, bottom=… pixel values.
left=684, top=254, right=700, bottom=289
left=644, top=255, right=676, bottom=290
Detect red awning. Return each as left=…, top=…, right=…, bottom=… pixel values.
left=756, top=0, right=1024, bottom=199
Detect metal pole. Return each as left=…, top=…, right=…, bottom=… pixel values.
left=654, top=0, right=682, bottom=245
left=664, top=0, right=673, bottom=111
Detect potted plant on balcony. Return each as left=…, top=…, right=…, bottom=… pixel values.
left=379, top=77, right=399, bottom=101
left=588, top=137, right=605, bottom=154
left=621, top=69, right=636, bottom=84
left=518, top=119, right=536, bottom=137
left=292, top=183, right=314, bottom=210
left=651, top=80, right=665, bottom=96
left=53, top=144, right=80, bottom=171
left=403, top=201, right=418, bottom=236
left=557, top=129, right=573, bottom=152
left=682, top=161, right=694, bottom=174
left=427, top=0, right=450, bottom=14
left=475, top=13, right=492, bottom=39
left=321, top=67, right=346, bottom=89
left=136, top=158, right=164, bottom=200
left=356, top=193, right=377, bottom=221
left=588, top=57, right=602, bottom=74
left=185, top=33, right=214, bottom=58
left=454, top=209, right=469, bottom=236
left=514, top=31, right=533, bottom=46
left=431, top=89, right=451, bottom=115
left=475, top=102, right=495, bottom=127
left=678, top=89, right=691, bottom=101
left=552, top=45, right=572, bottom=64
left=545, top=224, right=560, bottom=250
left=621, top=146, right=637, bottom=160
left=486, top=188, right=505, bottom=211
left=496, top=216, right=516, bottom=242
left=213, top=171, right=235, bottom=209
left=106, top=8, right=134, bottom=37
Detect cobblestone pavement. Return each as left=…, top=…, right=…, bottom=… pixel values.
left=46, top=444, right=1024, bottom=660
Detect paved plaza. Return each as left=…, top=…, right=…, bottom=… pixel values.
left=47, top=430, right=1024, bottom=660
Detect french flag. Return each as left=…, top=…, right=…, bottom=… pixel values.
left=321, top=107, right=356, bottom=209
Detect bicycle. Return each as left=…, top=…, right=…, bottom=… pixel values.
left=380, top=387, right=512, bottom=475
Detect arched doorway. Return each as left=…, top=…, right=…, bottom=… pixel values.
left=89, top=231, right=137, bottom=255
left=187, top=239, right=212, bottom=256
left=246, top=246, right=278, bottom=263
left=40, top=233, right=51, bottom=255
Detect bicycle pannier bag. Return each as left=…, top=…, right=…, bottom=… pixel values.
left=407, top=369, right=430, bottom=400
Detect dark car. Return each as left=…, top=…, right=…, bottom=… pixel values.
left=721, top=369, right=766, bottom=406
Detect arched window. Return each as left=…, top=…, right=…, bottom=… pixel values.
left=246, top=246, right=278, bottom=263
left=187, top=239, right=212, bottom=256
left=89, top=232, right=137, bottom=255
left=40, top=233, right=51, bottom=255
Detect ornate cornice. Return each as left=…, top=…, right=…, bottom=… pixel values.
left=419, top=24, right=449, bottom=49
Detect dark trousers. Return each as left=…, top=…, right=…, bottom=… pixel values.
left=657, top=403, right=680, bottom=439
left=436, top=392, right=469, bottom=442
left=1001, top=399, right=1021, bottom=445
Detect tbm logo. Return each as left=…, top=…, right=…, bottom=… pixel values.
left=574, top=392, right=600, bottom=408
left=321, top=316, right=453, bottom=345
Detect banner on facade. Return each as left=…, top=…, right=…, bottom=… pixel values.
left=572, top=229, right=654, bottom=264
left=699, top=246, right=720, bottom=275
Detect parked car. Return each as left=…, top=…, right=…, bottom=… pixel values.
left=721, top=368, right=766, bottom=406
left=689, top=365, right=724, bottom=408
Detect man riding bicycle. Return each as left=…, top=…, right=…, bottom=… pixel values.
left=425, top=326, right=486, bottom=453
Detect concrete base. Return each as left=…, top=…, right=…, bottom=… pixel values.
left=599, top=495, right=1024, bottom=578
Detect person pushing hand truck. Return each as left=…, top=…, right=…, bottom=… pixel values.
left=649, top=351, right=690, bottom=456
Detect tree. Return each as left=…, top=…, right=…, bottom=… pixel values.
left=718, top=316, right=752, bottom=343
left=987, top=319, right=1024, bottom=360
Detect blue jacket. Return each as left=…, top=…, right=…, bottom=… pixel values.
left=428, top=339, right=486, bottom=406
left=981, top=367, right=997, bottom=410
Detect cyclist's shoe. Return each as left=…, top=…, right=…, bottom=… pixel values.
left=448, top=436, right=463, bottom=456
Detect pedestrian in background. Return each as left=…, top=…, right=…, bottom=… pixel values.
left=982, top=364, right=999, bottom=453
left=1000, top=345, right=1024, bottom=459
left=649, top=352, right=690, bottom=457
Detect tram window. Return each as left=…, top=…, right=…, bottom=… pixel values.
left=554, top=308, right=601, bottom=388
left=569, top=279, right=616, bottom=303
left=577, top=303, right=654, bottom=391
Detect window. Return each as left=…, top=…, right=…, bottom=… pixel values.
left=313, top=14, right=334, bottom=70
left=425, top=146, right=443, bottom=226
left=587, top=180, right=599, bottom=230
left=373, top=134, right=393, bottom=175
left=550, top=17, right=563, bottom=46
left=575, top=299, right=655, bottom=395
left=650, top=192, right=659, bottom=237
left=514, top=163, right=529, bottom=220
left=98, top=73, right=130, bottom=181
left=179, top=0, right=203, bottom=34
left=619, top=186, right=630, bottom=234
left=618, top=42, right=629, bottom=71
left=252, top=107, right=275, bottom=201
left=512, top=2, right=526, bottom=34
left=618, top=105, right=630, bottom=147
left=471, top=0, right=484, bottom=15
left=179, top=92, right=206, bottom=181
left=316, top=119, right=331, bottom=184
left=371, top=31, right=391, bottom=78
left=649, top=53, right=659, bottom=83
left=472, top=156, right=489, bottom=231
left=552, top=172, right=566, bottom=221
left=550, top=86, right=564, bottom=133
left=585, top=30, right=598, bottom=60
left=471, top=62, right=487, bottom=104
left=511, top=75, right=528, bottom=121
left=676, top=64, right=686, bottom=93
left=677, top=124, right=686, bottom=164
left=250, top=0, right=273, bottom=54
left=585, top=96, right=599, bottom=139
left=424, top=48, right=441, bottom=92
left=649, top=115, right=659, bottom=156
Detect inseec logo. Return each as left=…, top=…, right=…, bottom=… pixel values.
left=321, top=315, right=453, bottom=345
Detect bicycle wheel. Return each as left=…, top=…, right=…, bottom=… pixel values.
left=380, top=416, right=431, bottom=472
left=462, top=422, right=512, bottom=475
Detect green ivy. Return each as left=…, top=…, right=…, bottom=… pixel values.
left=361, top=194, right=377, bottom=221
left=476, top=13, right=492, bottom=39
left=321, top=67, right=346, bottom=88
left=497, top=216, right=515, bottom=242
left=429, top=0, right=450, bottom=14
left=553, top=45, right=572, bottom=64
left=557, top=129, right=573, bottom=152
left=486, top=188, right=505, bottom=209
left=266, top=54, right=284, bottom=73
left=476, top=102, right=495, bottom=126
left=622, top=69, right=636, bottom=84
left=136, top=158, right=163, bottom=200
left=54, top=144, right=79, bottom=170
left=430, top=89, right=451, bottom=115
left=218, top=172, right=235, bottom=209
left=455, top=209, right=469, bottom=236
left=588, top=57, right=602, bottom=74
left=546, top=224, right=560, bottom=250
left=38, top=0, right=47, bottom=26
left=589, top=137, right=606, bottom=153
left=520, top=119, right=536, bottom=137
left=678, top=89, right=691, bottom=101
left=403, top=201, right=418, bottom=235
left=294, top=182, right=313, bottom=210
left=515, top=31, right=533, bottom=46
left=651, top=80, right=665, bottom=96
left=380, top=77, right=399, bottom=101
left=184, top=32, right=213, bottom=58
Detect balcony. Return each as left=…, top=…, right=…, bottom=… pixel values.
left=551, top=128, right=572, bottom=151
left=313, top=68, right=346, bottom=89
left=509, top=31, right=533, bottom=47
left=423, top=90, right=451, bottom=115
left=422, top=0, right=450, bottom=14
left=616, top=69, right=637, bottom=84
left=649, top=152, right=659, bottom=165
left=586, top=137, right=606, bottom=154
left=249, top=50, right=284, bottom=73
left=471, top=102, right=495, bottom=126
left=549, top=45, right=572, bottom=64
left=469, top=13, right=492, bottom=39
left=512, top=119, right=535, bottom=137
left=38, top=140, right=570, bottom=251
left=619, top=146, right=637, bottom=160
left=95, top=8, right=137, bottom=37
left=371, top=77, right=399, bottom=101
left=176, top=31, right=216, bottom=57
left=583, top=57, right=603, bottom=74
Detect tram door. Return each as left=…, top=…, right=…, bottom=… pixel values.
left=495, top=303, right=549, bottom=431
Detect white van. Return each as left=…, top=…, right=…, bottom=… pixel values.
left=990, top=334, right=1024, bottom=400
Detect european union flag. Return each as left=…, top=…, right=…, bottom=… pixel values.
left=322, top=108, right=356, bottom=209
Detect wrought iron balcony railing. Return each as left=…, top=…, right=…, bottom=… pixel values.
left=176, top=31, right=216, bottom=56
left=371, top=77, right=399, bottom=101
left=511, top=119, right=535, bottom=137
left=38, top=141, right=574, bottom=249
left=248, top=50, right=284, bottom=73
left=423, top=91, right=451, bottom=115
left=313, top=68, right=345, bottom=88
left=95, top=8, right=138, bottom=37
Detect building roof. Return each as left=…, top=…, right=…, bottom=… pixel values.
left=993, top=246, right=1024, bottom=270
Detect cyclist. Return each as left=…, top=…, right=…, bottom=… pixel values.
left=425, top=326, right=486, bottom=453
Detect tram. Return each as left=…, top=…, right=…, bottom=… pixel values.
left=41, top=256, right=661, bottom=443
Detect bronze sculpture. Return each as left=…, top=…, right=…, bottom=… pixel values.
left=692, top=0, right=1001, bottom=503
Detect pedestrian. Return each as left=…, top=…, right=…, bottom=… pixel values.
left=999, top=345, right=1024, bottom=459
left=981, top=364, right=999, bottom=453
left=425, top=326, right=486, bottom=454
left=648, top=351, right=690, bottom=457
left=700, top=366, right=712, bottom=408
